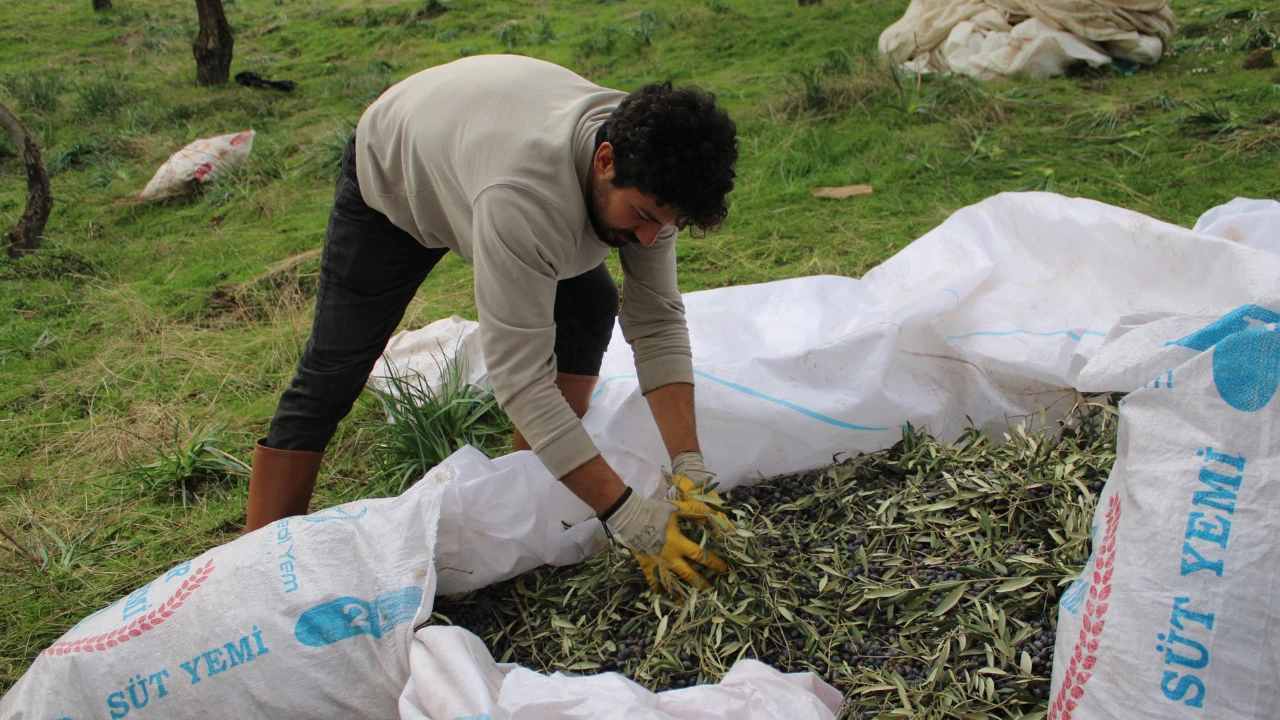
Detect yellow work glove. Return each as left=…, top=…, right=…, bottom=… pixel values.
left=670, top=450, right=732, bottom=531
left=599, top=488, right=728, bottom=594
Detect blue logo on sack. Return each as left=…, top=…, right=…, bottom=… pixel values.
left=293, top=586, right=424, bottom=647
left=1170, top=304, right=1280, bottom=412
left=1060, top=522, right=1099, bottom=615
left=1060, top=576, right=1089, bottom=614
left=301, top=506, right=368, bottom=523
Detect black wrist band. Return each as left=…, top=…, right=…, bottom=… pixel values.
left=597, top=486, right=633, bottom=523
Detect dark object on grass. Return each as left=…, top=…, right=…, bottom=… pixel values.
left=93, top=0, right=113, bottom=11
left=1180, top=22, right=1209, bottom=38
left=194, top=0, right=235, bottom=86
left=1241, top=26, right=1275, bottom=52
left=0, top=102, right=52, bottom=258
left=1243, top=47, right=1275, bottom=70
left=235, top=71, right=297, bottom=92
left=1111, top=58, right=1139, bottom=75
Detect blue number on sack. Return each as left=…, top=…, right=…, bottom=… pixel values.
left=293, top=586, right=424, bottom=647
left=1170, top=304, right=1280, bottom=412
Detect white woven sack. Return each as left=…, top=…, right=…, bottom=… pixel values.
left=1051, top=301, right=1280, bottom=719
left=138, top=129, right=255, bottom=200
left=0, top=457, right=449, bottom=720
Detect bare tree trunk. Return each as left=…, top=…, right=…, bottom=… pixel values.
left=93, top=0, right=113, bottom=11
left=193, top=0, right=234, bottom=87
left=0, top=103, right=52, bottom=258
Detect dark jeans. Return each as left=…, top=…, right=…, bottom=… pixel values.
left=266, top=137, right=619, bottom=453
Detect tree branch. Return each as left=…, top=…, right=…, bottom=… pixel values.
left=0, top=102, right=52, bottom=258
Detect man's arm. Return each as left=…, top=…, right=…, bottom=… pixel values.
left=471, top=187, right=602, bottom=480
left=616, top=232, right=698, bottom=462
left=652, top=383, right=731, bottom=531
left=563, top=381, right=699, bottom=515
left=617, top=231, right=694, bottom=394
left=560, top=455, right=628, bottom=514
left=645, top=381, right=699, bottom=459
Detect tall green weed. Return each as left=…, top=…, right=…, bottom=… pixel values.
left=365, top=356, right=512, bottom=495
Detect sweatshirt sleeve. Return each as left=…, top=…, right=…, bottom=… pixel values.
left=618, top=227, right=694, bottom=393
left=471, top=185, right=601, bottom=479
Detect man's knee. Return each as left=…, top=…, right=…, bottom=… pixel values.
left=555, top=264, right=619, bottom=327
left=266, top=342, right=384, bottom=452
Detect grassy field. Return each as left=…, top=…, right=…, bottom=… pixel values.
left=1, top=0, right=1277, bottom=699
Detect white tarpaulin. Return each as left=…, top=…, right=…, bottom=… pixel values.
left=374, top=192, right=1279, bottom=596
left=1191, top=197, right=1280, bottom=255
left=6, top=192, right=1277, bottom=719
left=398, top=626, right=844, bottom=720
left=878, top=0, right=1175, bottom=79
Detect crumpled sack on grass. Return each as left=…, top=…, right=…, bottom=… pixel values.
left=879, top=0, right=1175, bottom=78
left=139, top=129, right=255, bottom=200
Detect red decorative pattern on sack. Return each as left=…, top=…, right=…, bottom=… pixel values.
left=1049, top=495, right=1121, bottom=720
left=40, top=559, right=215, bottom=657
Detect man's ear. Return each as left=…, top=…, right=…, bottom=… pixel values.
left=593, top=141, right=615, bottom=176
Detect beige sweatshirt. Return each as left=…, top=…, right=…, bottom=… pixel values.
left=355, top=55, right=693, bottom=479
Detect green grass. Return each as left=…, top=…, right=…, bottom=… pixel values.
left=113, top=422, right=250, bottom=507
left=366, top=355, right=512, bottom=495
left=1, top=0, right=1278, bottom=700
left=0, top=71, right=71, bottom=114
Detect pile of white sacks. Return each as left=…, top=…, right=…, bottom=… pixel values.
left=3, top=193, right=1276, bottom=720
left=879, top=0, right=1176, bottom=79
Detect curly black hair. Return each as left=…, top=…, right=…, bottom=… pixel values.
left=596, top=81, right=738, bottom=234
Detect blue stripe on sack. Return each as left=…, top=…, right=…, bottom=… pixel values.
left=590, top=370, right=889, bottom=431
left=946, top=328, right=1107, bottom=341
left=692, top=370, right=890, bottom=431
left=590, top=374, right=638, bottom=402
left=935, top=288, right=962, bottom=318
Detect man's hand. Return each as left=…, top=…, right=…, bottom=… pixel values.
left=600, top=488, right=728, bottom=594
left=671, top=451, right=731, bottom=531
